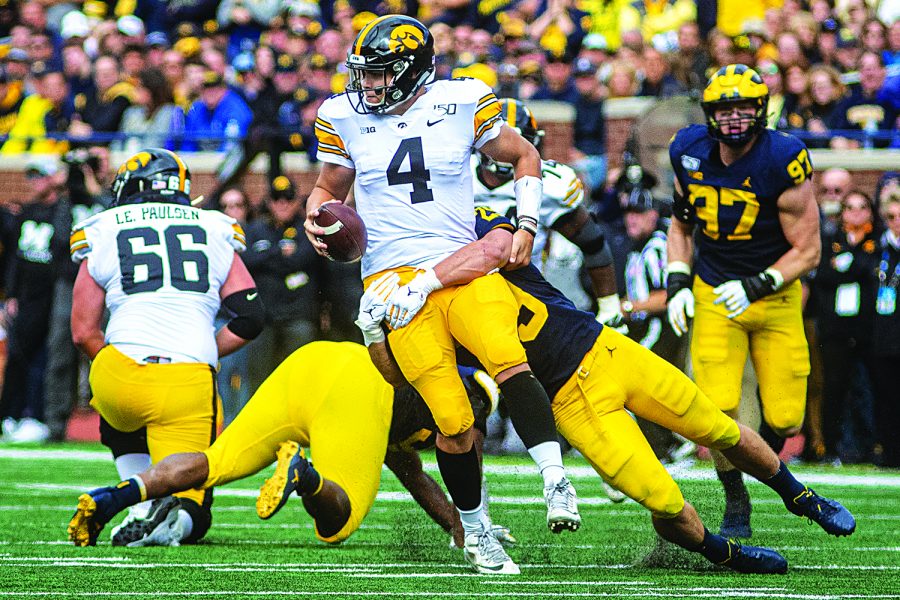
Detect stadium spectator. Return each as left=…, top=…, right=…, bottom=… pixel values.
left=570, top=58, right=608, bottom=196
left=3, top=47, right=31, bottom=84
left=670, top=21, right=711, bottom=92
left=216, top=0, right=282, bottom=60
left=243, top=176, right=324, bottom=394
left=636, top=47, right=686, bottom=98
left=792, top=65, right=848, bottom=148
left=43, top=147, right=110, bottom=442
left=122, top=45, right=148, bottom=81
left=145, top=32, right=171, bottom=69
left=606, top=59, right=639, bottom=97
left=71, top=55, right=136, bottom=142
left=0, top=65, right=24, bottom=137
left=812, top=190, right=880, bottom=463
left=818, top=168, right=855, bottom=231
left=61, top=40, right=94, bottom=100
left=817, top=18, right=842, bottom=69
left=621, top=0, right=695, bottom=48
left=1, top=64, right=72, bottom=155
left=528, top=0, right=589, bottom=59
left=183, top=69, right=253, bottom=152
left=115, top=68, right=186, bottom=154
left=872, top=194, right=900, bottom=468
left=532, top=51, right=580, bottom=104
left=835, top=29, right=863, bottom=74
left=830, top=51, right=898, bottom=149
left=0, top=156, right=66, bottom=444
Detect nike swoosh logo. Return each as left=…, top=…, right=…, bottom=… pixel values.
left=246, top=292, right=258, bottom=301
left=427, top=119, right=443, bottom=127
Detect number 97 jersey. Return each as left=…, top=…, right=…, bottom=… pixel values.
left=70, top=203, right=246, bottom=366
left=669, top=125, right=813, bottom=287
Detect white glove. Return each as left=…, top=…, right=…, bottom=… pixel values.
left=667, top=288, right=695, bottom=337
left=354, top=272, right=400, bottom=346
left=713, top=279, right=751, bottom=319
left=386, top=268, right=443, bottom=329
left=596, top=293, right=628, bottom=334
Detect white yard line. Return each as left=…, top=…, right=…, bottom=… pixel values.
left=0, top=592, right=897, bottom=599
left=3, top=448, right=899, bottom=487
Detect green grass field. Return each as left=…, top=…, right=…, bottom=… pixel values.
left=0, top=443, right=898, bottom=599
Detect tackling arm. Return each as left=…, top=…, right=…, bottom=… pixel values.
left=304, top=162, right=356, bottom=255
left=384, top=448, right=462, bottom=546
left=71, top=260, right=107, bottom=360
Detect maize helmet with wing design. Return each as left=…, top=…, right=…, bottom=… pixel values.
left=701, top=64, right=769, bottom=146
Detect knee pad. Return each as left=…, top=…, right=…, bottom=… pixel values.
left=99, top=418, right=148, bottom=457
left=177, top=492, right=213, bottom=544
left=644, top=478, right=685, bottom=519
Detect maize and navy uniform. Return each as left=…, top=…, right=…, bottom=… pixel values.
left=201, top=342, right=488, bottom=543
left=472, top=156, right=585, bottom=266
left=316, top=78, right=528, bottom=437
left=464, top=209, right=741, bottom=518
left=669, top=125, right=811, bottom=429
left=70, top=203, right=245, bottom=505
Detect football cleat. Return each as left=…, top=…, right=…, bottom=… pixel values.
left=544, top=477, right=581, bottom=533
left=111, top=496, right=182, bottom=547
left=463, top=528, right=520, bottom=575
left=257, top=441, right=312, bottom=520
left=717, top=539, right=788, bottom=574
left=68, top=490, right=115, bottom=547
left=720, top=509, right=752, bottom=539
left=786, top=487, right=856, bottom=536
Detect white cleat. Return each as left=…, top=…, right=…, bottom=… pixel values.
left=111, top=496, right=183, bottom=547
left=463, top=528, right=520, bottom=575
left=545, top=477, right=581, bottom=533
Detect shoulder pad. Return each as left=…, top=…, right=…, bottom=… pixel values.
left=206, top=210, right=246, bottom=252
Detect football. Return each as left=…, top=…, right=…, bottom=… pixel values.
left=314, top=202, right=367, bottom=263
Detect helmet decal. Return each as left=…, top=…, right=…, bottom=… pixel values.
left=388, top=25, right=425, bottom=54
left=110, top=148, right=192, bottom=207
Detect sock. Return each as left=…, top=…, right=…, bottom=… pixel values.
left=175, top=510, right=194, bottom=540
left=717, top=469, right=750, bottom=512
left=97, top=477, right=146, bottom=522
left=435, top=445, right=482, bottom=511
left=458, top=502, right=492, bottom=537
left=693, top=527, right=733, bottom=563
left=296, top=464, right=322, bottom=497
left=115, top=453, right=153, bottom=517
left=762, top=460, right=806, bottom=507
left=499, top=371, right=558, bottom=449
left=758, top=420, right=786, bottom=455
left=528, top=440, right=566, bottom=488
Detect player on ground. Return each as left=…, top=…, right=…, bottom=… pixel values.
left=665, top=65, right=821, bottom=538
left=64, top=339, right=505, bottom=549
left=67, top=148, right=264, bottom=547
left=303, top=14, right=576, bottom=574
left=472, top=98, right=626, bottom=330
left=368, top=207, right=853, bottom=573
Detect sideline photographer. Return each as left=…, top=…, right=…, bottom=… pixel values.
left=43, top=147, right=111, bottom=441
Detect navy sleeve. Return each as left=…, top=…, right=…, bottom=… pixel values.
left=770, top=132, right=813, bottom=191
left=474, top=206, right=515, bottom=240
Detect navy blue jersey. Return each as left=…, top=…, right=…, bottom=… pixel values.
left=457, top=208, right=602, bottom=399
left=669, top=125, right=812, bottom=286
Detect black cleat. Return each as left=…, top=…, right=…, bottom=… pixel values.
left=111, top=496, right=182, bottom=547
left=718, top=539, right=788, bottom=574
left=787, top=487, right=856, bottom=536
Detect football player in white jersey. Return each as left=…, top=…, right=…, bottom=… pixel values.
left=303, top=14, right=579, bottom=575
left=472, top=98, right=627, bottom=331
left=67, top=148, right=265, bottom=547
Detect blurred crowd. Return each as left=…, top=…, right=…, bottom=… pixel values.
left=0, top=0, right=896, bottom=160
left=0, top=0, right=897, bottom=469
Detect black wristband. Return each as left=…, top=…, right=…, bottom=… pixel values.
left=517, top=216, right=537, bottom=236
left=666, top=271, right=692, bottom=302
left=741, top=272, right=778, bottom=302
left=672, top=189, right=696, bottom=224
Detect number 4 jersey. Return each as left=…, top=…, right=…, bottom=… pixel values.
left=315, top=78, right=504, bottom=279
left=70, top=204, right=246, bottom=366
left=669, top=125, right=812, bottom=287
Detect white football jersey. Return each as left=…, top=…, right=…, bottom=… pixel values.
left=70, top=203, right=246, bottom=366
left=316, top=78, right=504, bottom=278
left=472, top=156, right=585, bottom=265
